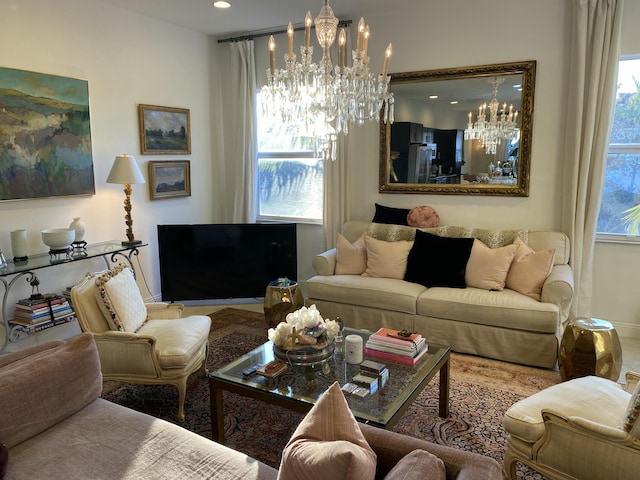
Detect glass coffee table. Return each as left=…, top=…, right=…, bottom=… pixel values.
left=208, top=328, right=450, bottom=443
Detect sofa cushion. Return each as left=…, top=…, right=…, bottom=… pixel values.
left=465, top=240, right=518, bottom=291
left=0, top=333, right=102, bottom=449
left=622, top=381, right=640, bottom=438
left=407, top=205, right=440, bottom=228
left=95, top=263, right=147, bottom=332
left=506, top=237, right=555, bottom=301
left=278, top=382, right=376, bottom=480
left=362, top=235, right=413, bottom=280
left=335, top=234, right=367, bottom=275
left=416, top=287, right=560, bottom=333
left=383, top=449, right=446, bottom=480
left=405, top=230, right=473, bottom=288
left=372, top=203, right=410, bottom=225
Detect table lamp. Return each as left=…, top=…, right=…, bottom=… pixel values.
left=106, top=154, right=146, bottom=247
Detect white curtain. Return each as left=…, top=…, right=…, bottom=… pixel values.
left=228, top=40, right=257, bottom=223
left=562, top=0, right=623, bottom=317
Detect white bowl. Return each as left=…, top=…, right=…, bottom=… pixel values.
left=41, top=228, right=75, bottom=250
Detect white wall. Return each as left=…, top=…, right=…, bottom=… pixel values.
left=0, top=0, right=216, bottom=347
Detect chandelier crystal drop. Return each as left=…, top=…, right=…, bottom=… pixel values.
left=260, top=0, right=394, bottom=161
left=464, top=77, right=519, bottom=155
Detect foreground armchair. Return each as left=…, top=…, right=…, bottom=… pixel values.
left=503, top=373, right=640, bottom=480
left=70, top=264, right=211, bottom=421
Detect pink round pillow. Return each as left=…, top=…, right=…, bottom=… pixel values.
left=407, top=205, right=440, bottom=228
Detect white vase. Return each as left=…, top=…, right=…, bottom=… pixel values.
left=69, top=217, right=86, bottom=243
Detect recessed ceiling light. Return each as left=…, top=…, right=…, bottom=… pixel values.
left=429, top=95, right=438, bottom=99
left=450, top=101, right=458, bottom=104
left=213, top=1, right=231, bottom=8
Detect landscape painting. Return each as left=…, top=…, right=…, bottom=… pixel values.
left=138, top=104, right=191, bottom=154
left=148, top=160, right=191, bottom=200
left=0, top=67, right=95, bottom=200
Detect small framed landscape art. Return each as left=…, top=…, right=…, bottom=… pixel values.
left=148, top=160, right=191, bottom=200
left=138, top=104, right=191, bottom=154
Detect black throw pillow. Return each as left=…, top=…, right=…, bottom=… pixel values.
left=371, top=203, right=411, bottom=225
left=404, top=230, right=474, bottom=288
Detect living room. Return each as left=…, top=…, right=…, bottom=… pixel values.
left=1, top=1, right=640, bottom=478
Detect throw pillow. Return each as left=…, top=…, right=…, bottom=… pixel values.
left=622, top=381, right=640, bottom=438
left=382, top=449, right=446, bottom=480
left=94, top=263, right=147, bottom=332
left=371, top=203, right=411, bottom=225
left=362, top=234, right=414, bottom=280
left=278, top=382, right=377, bottom=480
left=404, top=230, right=474, bottom=288
left=407, top=205, right=440, bottom=228
left=505, top=237, right=555, bottom=301
left=465, top=239, right=518, bottom=290
left=335, top=234, right=367, bottom=275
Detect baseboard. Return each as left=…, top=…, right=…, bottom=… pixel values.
left=613, top=321, right=640, bottom=339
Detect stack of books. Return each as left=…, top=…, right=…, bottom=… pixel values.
left=10, top=294, right=75, bottom=332
left=363, top=328, right=428, bottom=365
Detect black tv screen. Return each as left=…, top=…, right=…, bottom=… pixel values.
left=157, top=223, right=297, bottom=302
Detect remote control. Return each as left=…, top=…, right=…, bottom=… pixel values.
left=242, top=363, right=262, bottom=377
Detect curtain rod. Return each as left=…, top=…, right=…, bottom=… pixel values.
left=217, top=19, right=352, bottom=44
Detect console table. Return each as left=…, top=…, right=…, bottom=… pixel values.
left=0, top=242, right=146, bottom=353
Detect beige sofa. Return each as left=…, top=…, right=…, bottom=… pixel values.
left=306, top=221, right=574, bottom=369
left=1, top=333, right=504, bottom=479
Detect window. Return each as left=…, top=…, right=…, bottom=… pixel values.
left=597, top=57, right=640, bottom=240
left=256, top=93, right=323, bottom=223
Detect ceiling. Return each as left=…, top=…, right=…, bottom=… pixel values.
left=98, top=0, right=409, bottom=38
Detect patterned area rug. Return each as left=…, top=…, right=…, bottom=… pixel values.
left=102, top=307, right=560, bottom=479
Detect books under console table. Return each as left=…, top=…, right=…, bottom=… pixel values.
left=0, top=241, right=146, bottom=353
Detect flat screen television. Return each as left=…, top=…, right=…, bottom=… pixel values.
left=157, top=223, right=297, bottom=302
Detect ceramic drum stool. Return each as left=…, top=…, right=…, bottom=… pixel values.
left=263, top=278, right=304, bottom=328
left=559, top=317, right=623, bottom=381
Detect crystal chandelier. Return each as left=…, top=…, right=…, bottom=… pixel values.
left=260, top=0, right=394, bottom=161
left=464, top=77, right=519, bottom=155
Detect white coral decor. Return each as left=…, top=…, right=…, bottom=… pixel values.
left=268, top=304, right=340, bottom=348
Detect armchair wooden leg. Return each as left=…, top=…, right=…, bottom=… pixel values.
left=503, top=448, right=519, bottom=480
left=176, top=379, right=187, bottom=423
left=200, top=344, right=209, bottom=376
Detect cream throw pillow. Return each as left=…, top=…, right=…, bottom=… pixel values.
left=465, top=239, right=518, bottom=290
left=278, top=382, right=377, bottom=480
left=362, top=234, right=414, bottom=280
left=94, top=264, right=147, bottom=332
left=383, top=449, right=446, bottom=480
left=505, top=237, right=555, bottom=301
left=335, top=233, right=367, bottom=275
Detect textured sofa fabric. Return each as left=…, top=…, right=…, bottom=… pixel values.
left=306, top=221, right=574, bottom=369
left=2, top=334, right=504, bottom=480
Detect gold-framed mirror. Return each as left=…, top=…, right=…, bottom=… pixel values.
left=379, top=60, right=536, bottom=196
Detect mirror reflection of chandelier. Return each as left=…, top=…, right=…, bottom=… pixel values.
left=260, top=0, right=394, bottom=161
left=464, top=77, right=519, bottom=155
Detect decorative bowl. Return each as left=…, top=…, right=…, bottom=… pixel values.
left=41, top=228, right=75, bottom=250
left=274, top=339, right=335, bottom=366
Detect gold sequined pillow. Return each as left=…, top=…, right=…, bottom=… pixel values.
left=94, top=264, right=147, bottom=332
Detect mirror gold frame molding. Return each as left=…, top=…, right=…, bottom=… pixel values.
left=379, top=60, right=536, bottom=196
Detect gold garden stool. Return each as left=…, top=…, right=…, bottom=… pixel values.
left=263, top=278, right=304, bottom=328
left=559, top=317, right=623, bottom=381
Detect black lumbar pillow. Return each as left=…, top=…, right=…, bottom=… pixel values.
left=404, top=230, right=474, bottom=288
left=371, top=203, right=411, bottom=226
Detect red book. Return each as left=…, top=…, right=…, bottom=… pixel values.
left=363, top=346, right=429, bottom=366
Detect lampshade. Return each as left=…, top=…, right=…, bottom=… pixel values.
left=106, top=154, right=146, bottom=184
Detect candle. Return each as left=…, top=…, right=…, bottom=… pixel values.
left=468, top=112, right=472, bottom=124
left=304, top=11, right=312, bottom=48
left=338, top=28, right=346, bottom=68
left=363, top=25, right=370, bottom=57
left=382, top=43, right=392, bottom=77
left=268, top=35, right=276, bottom=73
left=356, top=17, right=365, bottom=52
left=287, top=22, right=294, bottom=56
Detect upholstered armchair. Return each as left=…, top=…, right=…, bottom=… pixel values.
left=503, top=373, right=640, bottom=480
left=70, top=264, right=211, bottom=422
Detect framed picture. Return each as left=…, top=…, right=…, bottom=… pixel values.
left=148, top=160, right=191, bottom=200
left=138, top=104, right=191, bottom=154
left=0, top=67, right=95, bottom=200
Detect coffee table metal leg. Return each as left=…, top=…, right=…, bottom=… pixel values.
left=209, top=381, right=225, bottom=443
left=439, top=357, right=450, bottom=418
